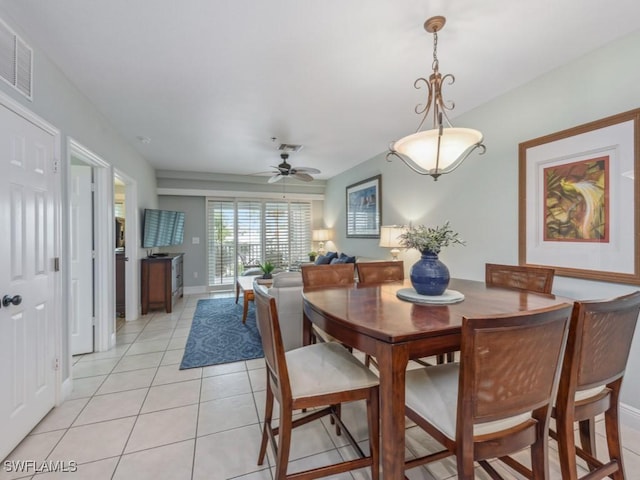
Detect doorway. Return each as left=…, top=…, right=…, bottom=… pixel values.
left=68, top=139, right=115, bottom=353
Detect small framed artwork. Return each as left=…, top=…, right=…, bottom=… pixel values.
left=346, top=174, right=381, bottom=238
left=519, top=109, right=640, bottom=284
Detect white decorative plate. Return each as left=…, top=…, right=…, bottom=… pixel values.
left=396, top=288, right=465, bottom=305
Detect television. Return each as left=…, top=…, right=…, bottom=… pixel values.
left=142, top=208, right=185, bottom=248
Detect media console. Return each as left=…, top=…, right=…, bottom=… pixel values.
left=140, top=253, right=184, bottom=314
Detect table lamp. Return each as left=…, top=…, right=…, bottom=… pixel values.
left=312, top=229, right=331, bottom=255
left=379, top=225, right=405, bottom=261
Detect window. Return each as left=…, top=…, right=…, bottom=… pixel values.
left=206, top=199, right=312, bottom=287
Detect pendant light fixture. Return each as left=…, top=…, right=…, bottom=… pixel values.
left=387, top=16, right=486, bottom=180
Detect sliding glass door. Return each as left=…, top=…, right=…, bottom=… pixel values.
left=206, top=198, right=311, bottom=288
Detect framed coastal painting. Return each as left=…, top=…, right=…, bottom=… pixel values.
left=519, top=109, right=640, bottom=284
left=346, top=174, right=381, bottom=238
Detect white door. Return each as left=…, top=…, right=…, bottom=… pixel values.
left=70, top=164, right=94, bottom=354
left=0, top=103, right=57, bottom=459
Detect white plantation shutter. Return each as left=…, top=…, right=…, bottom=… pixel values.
left=236, top=201, right=262, bottom=271
left=207, top=200, right=235, bottom=286
left=206, top=198, right=312, bottom=287
left=289, top=202, right=312, bottom=264
left=264, top=202, right=289, bottom=269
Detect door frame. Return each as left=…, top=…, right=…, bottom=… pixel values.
left=67, top=138, right=115, bottom=352
left=114, top=168, right=140, bottom=321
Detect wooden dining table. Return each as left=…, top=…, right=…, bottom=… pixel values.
left=302, top=278, right=572, bottom=479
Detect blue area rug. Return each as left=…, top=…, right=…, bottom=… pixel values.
left=179, top=297, right=264, bottom=369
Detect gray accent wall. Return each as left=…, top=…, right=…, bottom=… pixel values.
left=324, top=30, right=640, bottom=409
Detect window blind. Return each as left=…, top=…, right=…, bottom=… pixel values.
left=206, top=198, right=312, bottom=287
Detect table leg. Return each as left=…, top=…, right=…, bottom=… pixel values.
left=235, top=281, right=240, bottom=304
left=242, top=294, right=249, bottom=324
left=376, top=342, right=409, bottom=479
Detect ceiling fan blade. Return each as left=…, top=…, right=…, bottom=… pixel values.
left=292, top=172, right=314, bottom=182
left=268, top=174, right=283, bottom=183
left=293, top=167, right=320, bottom=174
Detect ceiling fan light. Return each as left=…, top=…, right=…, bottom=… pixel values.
left=393, top=127, right=484, bottom=175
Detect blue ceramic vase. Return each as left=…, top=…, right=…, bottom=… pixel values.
left=410, top=251, right=450, bottom=296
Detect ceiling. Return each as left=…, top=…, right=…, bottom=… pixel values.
left=1, top=0, right=639, bottom=181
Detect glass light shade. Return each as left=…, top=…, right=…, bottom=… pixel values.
left=312, top=229, right=330, bottom=242
left=392, top=127, right=484, bottom=175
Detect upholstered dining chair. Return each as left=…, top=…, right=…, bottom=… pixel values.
left=301, top=263, right=355, bottom=345
left=403, top=303, right=573, bottom=480
left=485, top=263, right=555, bottom=294
left=254, top=286, right=380, bottom=480
left=356, top=260, right=404, bottom=284
left=550, top=291, right=640, bottom=480
left=356, top=261, right=408, bottom=368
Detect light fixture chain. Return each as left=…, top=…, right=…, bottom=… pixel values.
left=432, top=31, right=439, bottom=73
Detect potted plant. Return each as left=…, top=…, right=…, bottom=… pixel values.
left=258, top=261, right=276, bottom=280
left=399, top=221, right=465, bottom=296
left=308, top=251, right=317, bottom=262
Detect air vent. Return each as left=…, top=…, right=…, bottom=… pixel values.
left=0, top=18, right=33, bottom=100
left=277, top=143, right=304, bottom=153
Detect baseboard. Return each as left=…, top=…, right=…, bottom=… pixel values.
left=184, top=285, right=207, bottom=295
left=59, top=377, right=73, bottom=405
left=620, top=402, right=640, bottom=431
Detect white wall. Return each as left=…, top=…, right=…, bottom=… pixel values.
left=324, top=30, right=640, bottom=410
left=0, top=10, right=158, bottom=386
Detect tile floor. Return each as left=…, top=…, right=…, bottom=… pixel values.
left=2, top=292, right=640, bottom=479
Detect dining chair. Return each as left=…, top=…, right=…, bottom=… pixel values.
left=254, top=286, right=380, bottom=480
left=551, top=291, right=640, bottom=480
left=356, top=261, right=404, bottom=284
left=404, top=303, right=573, bottom=479
left=356, top=261, right=408, bottom=368
left=485, top=263, right=555, bottom=294
left=301, top=263, right=355, bottom=345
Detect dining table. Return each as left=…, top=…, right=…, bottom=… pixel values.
left=302, top=278, right=572, bottom=479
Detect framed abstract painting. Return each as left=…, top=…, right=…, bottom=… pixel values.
left=519, top=109, right=640, bottom=284
left=346, top=174, right=381, bottom=238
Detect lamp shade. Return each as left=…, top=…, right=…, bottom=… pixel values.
left=379, top=226, right=405, bottom=248
left=312, top=229, right=330, bottom=242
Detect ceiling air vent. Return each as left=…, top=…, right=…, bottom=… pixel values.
left=277, top=143, right=303, bottom=153
left=0, top=18, right=33, bottom=100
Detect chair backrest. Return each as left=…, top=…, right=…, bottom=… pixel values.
left=357, top=261, right=404, bottom=284
left=560, top=291, right=640, bottom=396
left=301, top=263, right=355, bottom=288
left=485, top=263, right=555, bottom=294
left=253, top=285, right=292, bottom=401
left=457, top=303, right=572, bottom=437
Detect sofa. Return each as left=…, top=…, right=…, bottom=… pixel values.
left=253, top=272, right=304, bottom=351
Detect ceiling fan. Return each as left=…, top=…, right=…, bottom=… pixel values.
left=266, top=153, right=320, bottom=183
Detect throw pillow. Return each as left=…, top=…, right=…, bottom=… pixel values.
left=314, top=254, right=331, bottom=265
left=339, top=253, right=356, bottom=264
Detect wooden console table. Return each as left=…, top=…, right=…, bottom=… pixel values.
left=141, top=253, right=184, bottom=314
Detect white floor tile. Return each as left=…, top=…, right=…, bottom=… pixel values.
left=48, top=417, right=135, bottom=465
left=141, top=379, right=201, bottom=413
left=124, top=404, right=198, bottom=453
left=96, top=368, right=157, bottom=395
left=32, top=398, right=90, bottom=434
left=112, top=352, right=164, bottom=373
left=0, top=431, right=66, bottom=480
left=200, top=371, right=252, bottom=402
left=114, top=440, right=194, bottom=480
left=73, top=389, right=147, bottom=426
left=192, top=425, right=265, bottom=480
left=152, top=365, right=201, bottom=386
left=197, top=393, right=259, bottom=437
left=31, top=457, right=119, bottom=479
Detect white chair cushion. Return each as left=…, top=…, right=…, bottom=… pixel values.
left=405, top=364, right=531, bottom=440
left=575, top=386, right=606, bottom=402
left=272, top=271, right=303, bottom=288
left=286, top=342, right=379, bottom=399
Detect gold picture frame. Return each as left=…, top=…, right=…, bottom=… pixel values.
left=519, top=109, right=640, bottom=284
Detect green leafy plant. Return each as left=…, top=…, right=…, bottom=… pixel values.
left=308, top=251, right=317, bottom=257
left=399, top=221, right=465, bottom=254
left=259, top=261, right=276, bottom=276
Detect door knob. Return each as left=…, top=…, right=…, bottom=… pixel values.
left=2, top=295, right=22, bottom=307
